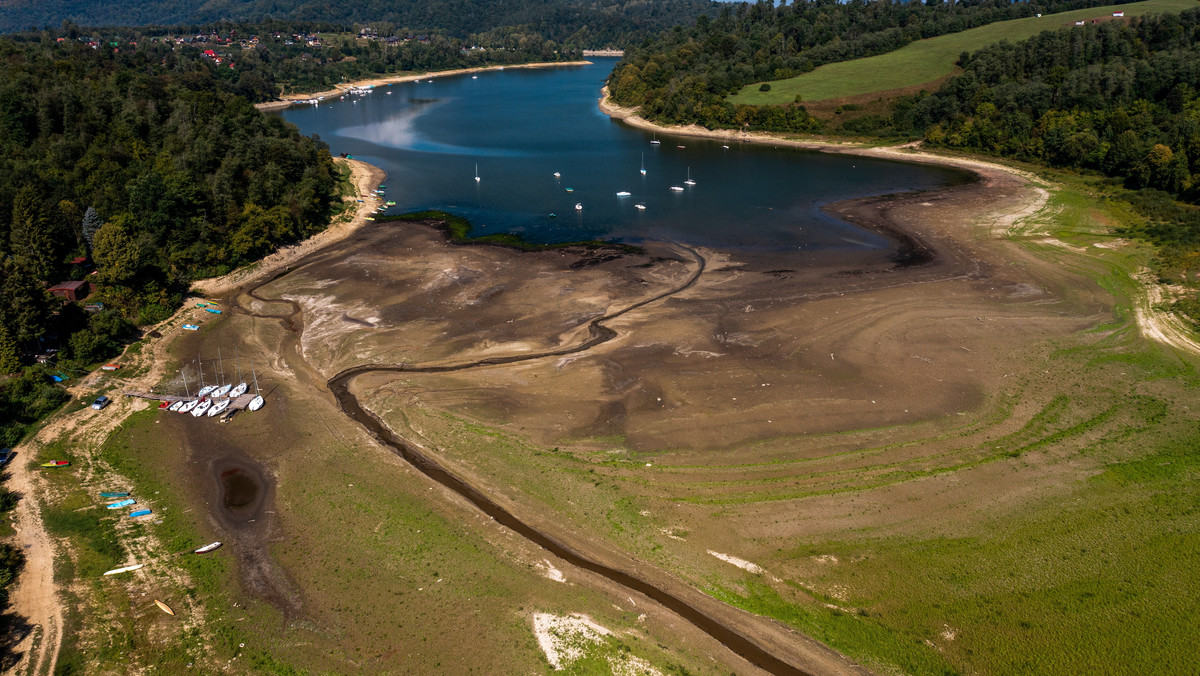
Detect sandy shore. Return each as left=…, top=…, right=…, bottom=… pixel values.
left=255, top=61, right=593, bottom=111
left=599, top=87, right=1046, bottom=203
left=192, top=158, right=385, bottom=296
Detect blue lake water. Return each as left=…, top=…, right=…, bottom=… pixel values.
left=279, top=58, right=967, bottom=251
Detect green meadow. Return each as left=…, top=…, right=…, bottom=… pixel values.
left=731, top=0, right=1198, bottom=105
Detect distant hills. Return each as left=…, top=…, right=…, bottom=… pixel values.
left=0, top=0, right=718, bottom=44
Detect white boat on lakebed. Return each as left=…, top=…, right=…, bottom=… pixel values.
left=248, top=395, right=265, bottom=411
left=178, top=399, right=198, bottom=413
left=207, top=399, right=230, bottom=417
left=212, top=384, right=232, bottom=398
left=191, top=399, right=212, bottom=417
left=230, top=382, right=248, bottom=398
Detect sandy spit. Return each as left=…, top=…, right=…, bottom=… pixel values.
left=255, top=61, right=593, bottom=110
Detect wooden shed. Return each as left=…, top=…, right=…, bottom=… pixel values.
left=48, top=280, right=90, bottom=302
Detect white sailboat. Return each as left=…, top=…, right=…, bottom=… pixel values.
left=213, top=384, right=232, bottom=398
left=191, top=399, right=212, bottom=417
left=650, top=132, right=661, bottom=145
left=248, top=363, right=265, bottom=412
left=669, top=186, right=684, bottom=192
left=553, top=171, right=561, bottom=178
left=616, top=191, right=631, bottom=197
left=196, top=358, right=215, bottom=397
left=574, top=203, right=583, bottom=211
left=685, top=167, right=696, bottom=186
left=230, top=382, right=248, bottom=398
left=178, top=399, right=199, bottom=414
left=168, top=400, right=185, bottom=412
left=474, top=163, right=480, bottom=183
left=635, top=204, right=646, bottom=210
left=640, top=153, right=646, bottom=176
left=207, top=399, right=230, bottom=417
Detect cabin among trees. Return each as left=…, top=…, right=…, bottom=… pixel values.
left=48, top=281, right=89, bottom=303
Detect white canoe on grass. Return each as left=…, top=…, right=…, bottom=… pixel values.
left=207, top=399, right=230, bottom=417
left=248, top=395, right=265, bottom=411
left=194, top=542, right=222, bottom=554
left=103, top=563, right=143, bottom=576
left=191, top=399, right=212, bottom=417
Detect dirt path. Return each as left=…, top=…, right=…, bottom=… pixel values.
left=6, top=457, right=62, bottom=676
left=4, top=157, right=384, bottom=676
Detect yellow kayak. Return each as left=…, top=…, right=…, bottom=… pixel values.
left=155, top=599, right=175, bottom=616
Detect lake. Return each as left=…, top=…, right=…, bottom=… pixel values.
left=279, top=58, right=967, bottom=251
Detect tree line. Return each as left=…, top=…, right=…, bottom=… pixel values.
left=1, top=0, right=719, bottom=48
left=608, top=0, right=1136, bottom=132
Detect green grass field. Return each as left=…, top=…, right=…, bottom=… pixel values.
left=730, top=0, right=1198, bottom=105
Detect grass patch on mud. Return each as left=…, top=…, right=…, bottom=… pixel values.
left=388, top=210, right=643, bottom=254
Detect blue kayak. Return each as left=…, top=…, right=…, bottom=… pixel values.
left=106, top=499, right=135, bottom=509
left=129, top=509, right=152, bottom=518
left=100, top=492, right=129, bottom=498
left=205, top=308, right=222, bottom=314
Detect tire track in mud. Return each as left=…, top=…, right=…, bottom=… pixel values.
left=235, top=243, right=827, bottom=676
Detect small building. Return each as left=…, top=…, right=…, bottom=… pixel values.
left=48, top=280, right=90, bottom=302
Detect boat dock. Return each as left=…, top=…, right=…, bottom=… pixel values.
left=122, top=391, right=261, bottom=419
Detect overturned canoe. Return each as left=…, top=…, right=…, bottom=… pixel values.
left=154, top=599, right=175, bottom=615
left=193, top=542, right=222, bottom=554
left=129, top=509, right=152, bottom=518
left=99, top=492, right=130, bottom=498
left=103, top=563, right=143, bottom=576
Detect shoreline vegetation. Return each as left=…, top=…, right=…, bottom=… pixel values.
left=254, top=60, right=594, bottom=110
left=387, top=211, right=643, bottom=255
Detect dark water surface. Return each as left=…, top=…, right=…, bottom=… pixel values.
left=280, top=58, right=967, bottom=251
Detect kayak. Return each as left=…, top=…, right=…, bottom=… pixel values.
left=106, top=499, right=135, bottom=509
left=193, top=542, right=222, bottom=554
left=158, top=401, right=171, bottom=410
left=99, top=492, right=130, bottom=498
left=41, top=460, right=70, bottom=468
left=102, top=563, right=143, bottom=576
left=182, top=324, right=199, bottom=331
left=205, top=308, right=222, bottom=314
left=155, top=599, right=175, bottom=615
left=129, top=509, right=152, bottom=518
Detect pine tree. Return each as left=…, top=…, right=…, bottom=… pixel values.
left=0, top=325, right=20, bottom=374
left=81, top=206, right=102, bottom=255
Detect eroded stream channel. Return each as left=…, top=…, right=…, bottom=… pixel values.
left=233, top=238, right=835, bottom=675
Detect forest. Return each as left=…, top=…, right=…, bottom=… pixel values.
left=0, top=0, right=719, bottom=48
left=607, top=0, right=1136, bottom=131
left=894, top=11, right=1200, bottom=318
left=0, top=33, right=342, bottom=442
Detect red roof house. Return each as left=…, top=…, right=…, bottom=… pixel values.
left=48, top=281, right=90, bottom=302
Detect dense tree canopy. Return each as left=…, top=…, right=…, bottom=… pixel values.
left=0, top=35, right=340, bottom=348
left=608, top=0, right=1136, bottom=132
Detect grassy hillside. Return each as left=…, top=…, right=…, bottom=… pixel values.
left=731, top=0, right=1198, bottom=105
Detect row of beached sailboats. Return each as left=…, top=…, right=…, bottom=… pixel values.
left=161, top=350, right=265, bottom=419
